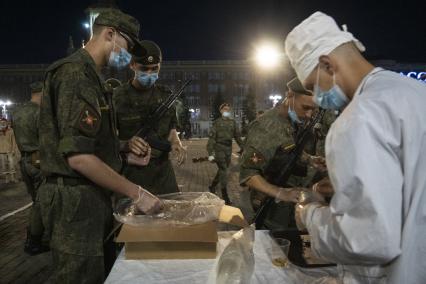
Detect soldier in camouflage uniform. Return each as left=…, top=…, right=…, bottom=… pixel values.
left=12, top=81, right=48, bottom=255
left=240, top=78, right=334, bottom=230
left=207, top=103, right=243, bottom=204
left=113, top=40, right=186, bottom=195
left=37, top=10, right=163, bottom=283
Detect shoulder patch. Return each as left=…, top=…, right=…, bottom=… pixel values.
left=248, top=151, right=265, bottom=166
left=77, top=105, right=101, bottom=135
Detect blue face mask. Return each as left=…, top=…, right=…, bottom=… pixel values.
left=108, top=34, right=132, bottom=70
left=136, top=71, right=159, bottom=88
left=222, top=111, right=231, bottom=118
left=287, top=96, right=303, bottom=124
left=313, top=69, right=348, bottom=110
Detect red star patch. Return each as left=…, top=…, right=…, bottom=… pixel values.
left=77, top=106, right=101, bottom=135
left=250, top=152, right=264, bottom=164
left=82, top=110, right=98, bottom=128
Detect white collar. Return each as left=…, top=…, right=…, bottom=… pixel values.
left=353, top=67, right=385, bottom=97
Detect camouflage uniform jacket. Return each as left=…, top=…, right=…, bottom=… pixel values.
left=39, top=48, right=122, bottom=177
left=206, top=117, right=243, bottom=155
left=113, top=82, right=178, bottom=158
left=239, top=107, right=334, bottom=187
left=12, top=101, right=39, bottom=153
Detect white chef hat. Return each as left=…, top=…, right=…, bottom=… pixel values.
left=285, top=11, right=366, bottom=83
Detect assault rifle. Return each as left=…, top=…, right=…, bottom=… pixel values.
left=252, top=109, right=326, bottom=229
left=133, top=79, right=192, bottom=152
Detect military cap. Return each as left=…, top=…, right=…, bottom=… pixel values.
left=287, top=77, right=312, bottom=95
left=132, top=40, right=162, bottom=65
left=219, top=103, right=230, bottom=111
left=94, top=9, right=142, bottom=51
left=30, top=81, right=43, bottom=93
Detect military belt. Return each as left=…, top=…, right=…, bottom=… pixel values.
left=46, top=175, right=95, bottom=187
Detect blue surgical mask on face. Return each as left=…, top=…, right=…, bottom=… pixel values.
left=108, top=33, right=132, bottom=70
left=287, top=96, right=303, bottom=124
left=313, top=68, right=349, bottom=110
left=222, top=111, right=231, bottom=118
left=136, top=71, right=159, bottom=88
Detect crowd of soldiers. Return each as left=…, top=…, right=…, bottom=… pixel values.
left=3, top=7, right=425, bottom=284
left=4, top=8, right=334, bottom=282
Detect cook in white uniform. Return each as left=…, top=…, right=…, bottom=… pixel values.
left=285, top=11, right=426, bottom=283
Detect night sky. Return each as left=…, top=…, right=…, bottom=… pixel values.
left=0, top=0, right=425, bottom=64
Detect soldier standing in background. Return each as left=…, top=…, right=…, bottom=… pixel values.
left=114, top=40, right=186, bottom=196
left=207, top=103, right=243, bottom=204
left=12, top=81, right=48, bottom=255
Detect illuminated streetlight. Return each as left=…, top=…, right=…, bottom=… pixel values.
left=0, top=100, right=13, bottom=119
left=254, top=43, right=282, bottom=69
left=83, top=22, right=90, bottom=29
left=269, top=94, right=282, bottom=106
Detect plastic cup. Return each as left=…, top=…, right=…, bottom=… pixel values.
left=267, top=238, right=291, bottom=268
left=275, top=238, right=291, bottom=256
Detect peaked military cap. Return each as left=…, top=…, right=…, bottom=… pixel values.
left=132, top=40, right=162, bottom=65
left=94, top=9, right=143, bottom=52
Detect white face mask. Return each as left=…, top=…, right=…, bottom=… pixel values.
left=222, top=111, right=231, bottom=118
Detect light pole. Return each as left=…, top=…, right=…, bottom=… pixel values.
left=0, top=100, right=12, bottom=119
left=253, top=42, right=286, bottom=110
left=268, top=94, right=282, bottom=107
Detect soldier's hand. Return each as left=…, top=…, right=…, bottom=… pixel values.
left=275, top=187, right=303, bottom=203
left=172, top=143, right=187, bottom=165
left=312, top=177, right=334, bottom=198
left=309, top=155, right=327, bottom=171
left=129, top=137, right=150, bottom=156
left=133, top=186, right=164, bottom=215
left=208, top=155, right=215, bottom=162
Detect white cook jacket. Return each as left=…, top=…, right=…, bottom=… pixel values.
left=302, top=68, right=426, bottom=283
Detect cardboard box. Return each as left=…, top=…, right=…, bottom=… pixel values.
left=116, top=205, right=248, bottom=260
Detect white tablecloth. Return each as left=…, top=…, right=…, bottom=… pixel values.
left=105, top=230, right=338, bottom=284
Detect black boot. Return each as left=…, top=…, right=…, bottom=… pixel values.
left=220, top=187, right=232, bottom=205
left=24, top=229, right=50, bottom=256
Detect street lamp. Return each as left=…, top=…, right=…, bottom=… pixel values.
left=269, top=94, right=282, bottom=107
left=83, top=22, right=90, bottom=29
left=254, top=43, right=282, bottom=69
left=0, top=100, right=13, bottom=119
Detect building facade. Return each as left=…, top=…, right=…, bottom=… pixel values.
left=0, top=60, right=424, bottom=136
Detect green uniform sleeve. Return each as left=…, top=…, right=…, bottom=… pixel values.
left=239, top=122, right=276, bottom=185
left=54, top=66, right=102, bottom=156
left=206, top=122, right=217, bottom=156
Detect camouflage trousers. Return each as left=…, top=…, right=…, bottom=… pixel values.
left=211, top=146, right=232, bottom=189
left=37, top=181, right=114, bottom=282
left=20, top=157, right=44, bottom=237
